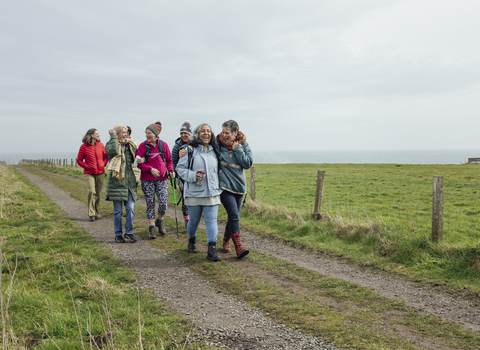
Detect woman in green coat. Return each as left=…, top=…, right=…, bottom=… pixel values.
left=105, top=124, right=140, bottom=243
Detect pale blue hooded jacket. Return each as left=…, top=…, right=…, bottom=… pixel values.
left=176, top=144, right=223, bottom=199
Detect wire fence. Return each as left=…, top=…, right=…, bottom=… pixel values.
left=248, top=168, right=480, bottom=244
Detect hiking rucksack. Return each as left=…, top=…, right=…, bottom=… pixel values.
left=143, top=140, right=165, bottom=164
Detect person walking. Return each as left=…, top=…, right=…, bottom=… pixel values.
left=176, top=123, right=222, bottom=261
left=127, top=125, right=141, bottom=186
left=76, top=128, right=108, bottom=221
left=105, top=124, right=139, bottom=243
left=216, top=120, right=253, bottom=259
left=136, top=121, right=175, bottom=239
left=172, top=120, right=192, bottom=229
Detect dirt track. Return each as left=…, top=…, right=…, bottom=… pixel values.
left=15, top=166, right=480, bottom=349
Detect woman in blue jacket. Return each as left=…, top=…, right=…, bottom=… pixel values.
left=216, top=120, right=253, bottom=259
left=176, top=123, right=223, bottom=261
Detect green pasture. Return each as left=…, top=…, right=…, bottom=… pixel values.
left=247, top=163, right=480, bottom=244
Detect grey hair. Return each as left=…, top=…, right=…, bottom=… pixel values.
left=222, top=120, right=239, bottom=133
left=189, top=123, right=217, bottom=148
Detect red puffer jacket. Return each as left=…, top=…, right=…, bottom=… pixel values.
left=77, top=142, right=108, bottom=175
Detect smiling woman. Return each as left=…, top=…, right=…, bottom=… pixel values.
left=176, top=123, right=223, bottom=261
left=76, top=128, right=108, bottom=222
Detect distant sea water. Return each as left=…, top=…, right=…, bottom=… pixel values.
left=1, top=150, right=479, bottom=165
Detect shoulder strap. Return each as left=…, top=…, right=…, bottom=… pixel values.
left=186, top=146, right=194, bottom=170
left=143, top=141, right=151, bottom=162
left=158, top=139, right=166, bottom=163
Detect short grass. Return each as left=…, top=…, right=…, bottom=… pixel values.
left=0, top=164, right=213, bottom=349
left=19, top=164, right=480, bottom=350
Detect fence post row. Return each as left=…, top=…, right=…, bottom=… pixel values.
left=250, top=167, right=256, bottom=201
left=432, top=175, right=444, bottom=243
left=313, top=170, right=325, bottom=220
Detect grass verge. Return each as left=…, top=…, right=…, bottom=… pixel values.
left=1, top=164, right=213, bottom=349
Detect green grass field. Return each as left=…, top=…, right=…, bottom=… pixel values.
left=247, top=163, right=480, bottom=244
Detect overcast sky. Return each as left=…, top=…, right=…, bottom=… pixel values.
left=1, top=0, right=479, bottom=154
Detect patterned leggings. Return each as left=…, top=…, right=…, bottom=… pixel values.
left=141, top=180, right=168, bottom=220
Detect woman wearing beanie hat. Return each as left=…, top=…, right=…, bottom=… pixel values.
left=172, top=120, right=192, bottom=229
left=136, top=121, right=175, bottom=239
left=105, top=124, right=139, bottom=243
left=216, top=120, right=253, bottom=259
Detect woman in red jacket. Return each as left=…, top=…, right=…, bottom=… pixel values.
left=77, top=128, right=108, bottom=221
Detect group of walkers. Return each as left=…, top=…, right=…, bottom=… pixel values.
left=76, top=120, right=253, bottom=261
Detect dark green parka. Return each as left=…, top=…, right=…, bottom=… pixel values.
left=105, top=135, right=139, bottom=202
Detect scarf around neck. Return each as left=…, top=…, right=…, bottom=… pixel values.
left=107, top=139, right=137, bottom=179
left=219, top=131, right=246, bottom=150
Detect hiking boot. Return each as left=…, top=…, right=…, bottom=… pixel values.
left=148, top=225, right=156, bottom=239
left=94, top=215, right=100, bottom=220
left=222, top=228, right=231, bottom=252
left=155, top=217, right=166, bottom=236
left=231, top=232, right=249, bottom=259
left=89, top=216, right=95, bottom=221
left=115, top=235, right=125, bottom=243
left=188, top=237, right=197, bottom=253
left=206, top=241, right=221, bottom=261
left=124, top=234, right=138, bottom=243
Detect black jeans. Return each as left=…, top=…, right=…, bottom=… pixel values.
left=220, top=191, right=244, bottom=234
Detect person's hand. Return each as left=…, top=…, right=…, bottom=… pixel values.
left=232, top=140, right=240, bottom=149
left=179, top=149, right=187, bottom=158
left=151, top=168, right=160, bottom=177
left=137, top=157, right=145, bottom=164
left=169, top=170, right=175, bottom=179
left=86, top=166, right=90, bottom=170
left=109, top=129, right=116, bottom=136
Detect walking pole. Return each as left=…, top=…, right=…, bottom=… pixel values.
left=170, top=177, right=179, bottom=237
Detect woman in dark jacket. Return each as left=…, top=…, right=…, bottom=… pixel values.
left=105, top=124, right=139, bottom=243
left=76, top=128, right=108, bottom=222
left=171, top=120, right=192, bottom=229
left=216, top=120, right=253, bottom=259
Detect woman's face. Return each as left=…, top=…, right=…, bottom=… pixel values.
left=180, top=132, right=190, bottom=143
left=198, top=125, right=211, bottom=146
left=117, top=128, right=128, bottom=141
left=91, top=131, right=100, bottom=142
left=222, top=127, right=237, bottom=142
left=145, top=129, right=157, bottom=143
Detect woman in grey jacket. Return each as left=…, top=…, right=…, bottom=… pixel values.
left=216, top=120, right=253, bottom=259
left=176, top=123, right=223, bottom=261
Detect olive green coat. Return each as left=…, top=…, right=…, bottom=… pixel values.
left=105, top=135, right=139, bottom=202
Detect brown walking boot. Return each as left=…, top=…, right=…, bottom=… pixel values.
left=222, top=228, right=232, bottom=252
left=231, top=232, right=249, bottom=259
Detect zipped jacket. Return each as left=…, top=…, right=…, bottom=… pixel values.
left=176, top=145, right=222, bottom=199
left=215, top=135, right=253, bottom=195
left=105, top=135, right=138, bottom=202
left=136, top=140, right=167, bottom=181
left=76, top=142, right=108, bottom=175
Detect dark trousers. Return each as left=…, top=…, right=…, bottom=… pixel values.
left=220, top=191, right=244, bottom=234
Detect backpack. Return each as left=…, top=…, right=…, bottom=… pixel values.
left=143, top=140, right=165, bottom=164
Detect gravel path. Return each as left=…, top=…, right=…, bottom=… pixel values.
left=16, top=167, right=338, bottom=349
left=32, top=168, right=480, bottom=334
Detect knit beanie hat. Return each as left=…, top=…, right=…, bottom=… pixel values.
left=180, top=120, right=192, bottom=136
left=146, top=121, right=162, bottom=137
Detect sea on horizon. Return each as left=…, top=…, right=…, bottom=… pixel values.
left=1, top=149, right=479, bottom=165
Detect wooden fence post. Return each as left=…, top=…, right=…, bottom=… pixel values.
left=313, top=170, right=326, bottom=220
left=432, top=176, right=444, bottom=242
left=250, top=167, right=256, bottom=201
